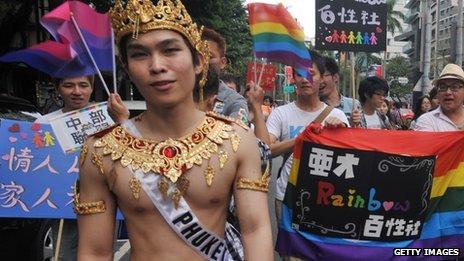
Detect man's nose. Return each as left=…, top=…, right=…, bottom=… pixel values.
left=149, top=55, right=166, bottom=74
left=71, top=86, right=82, bottom=95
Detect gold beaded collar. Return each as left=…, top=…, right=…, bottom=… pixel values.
left=93, top=112, right=242, bottom=207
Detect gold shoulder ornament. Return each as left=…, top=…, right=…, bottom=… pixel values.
left=93, top=115, right=241, bottom=208
left=73, top=181, right=106, bottom=215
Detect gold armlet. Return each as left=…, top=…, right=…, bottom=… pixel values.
left=236, top=173, right=270, bottom=193
left=73, top=182, right=106, bottom=215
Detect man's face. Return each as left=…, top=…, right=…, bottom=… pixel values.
left=125, top=30, right=202, bottom=108
left=319, top=72, right=338, bottom=98
left=207, top=40, right=226, bottom=73
left=294, top=64, right=321, bottom=98
left=366, top=89, right=386, bottom=108
left=57, top=76, right=92, bottom=111
left=436, top=78, right=464, bottom=112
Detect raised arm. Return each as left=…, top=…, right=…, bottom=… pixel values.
left=246, top=81, right=271, bottom=145
left=233, top=127, right=273, bottom=260
left=76, top=137, right=117, bottom=261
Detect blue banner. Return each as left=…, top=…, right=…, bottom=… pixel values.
left=0, top=119, right=79, bottom=219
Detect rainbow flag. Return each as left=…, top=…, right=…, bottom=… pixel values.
left=0, top=1, right=112, bottom=78
left=276, top=127, right=464, bottom=260
left=248, top=3, right=311, bottom=79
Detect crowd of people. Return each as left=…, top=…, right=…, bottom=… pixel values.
left=24, top=0, right=464, bottom=260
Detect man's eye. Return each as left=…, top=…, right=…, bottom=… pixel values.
left=164, top=48, right=180, bottom=54
left=130, top=52, right=147, bottom=58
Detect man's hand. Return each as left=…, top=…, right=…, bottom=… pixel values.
left=107, top=93, right=130, bottom=124
left=351, top=109, right=362, bottom=127
left=246, top=81, right=264, bottom=108
left=324, top=116, right=347, bottom=128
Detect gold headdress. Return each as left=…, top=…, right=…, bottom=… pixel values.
left=110, top=0, right=210, bottom=89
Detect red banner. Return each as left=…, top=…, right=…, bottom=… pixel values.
left=247, top=63, right=277, bottom=91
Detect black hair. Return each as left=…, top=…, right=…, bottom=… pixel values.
left=201, top=27, right=226, bottom=56
left=323, top=56, right=339, bottom=75
left=428, top=86, right=438, bottom=99
left=292, top=50, right=325, bottom=78
left=193, top=67, right=219, bottom=103
left=413, top=95, right=431, bottom=120
left=358, top=76, right=389, bottom=104
left=53, top=75, right=95, bottom=89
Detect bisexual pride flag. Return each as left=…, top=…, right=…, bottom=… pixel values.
left=276, top=126, right=464, bottom=260
left=0, top=1, right=112, bottom=78
left=248, top=3, right=311, bottom=79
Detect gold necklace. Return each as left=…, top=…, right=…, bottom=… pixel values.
left=93, top=112, right=243, bottom=208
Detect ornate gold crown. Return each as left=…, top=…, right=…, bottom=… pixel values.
left=110, top=0, right=210, bottom=88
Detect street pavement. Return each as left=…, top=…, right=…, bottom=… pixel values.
left=114, top=156, right=284, bottom=261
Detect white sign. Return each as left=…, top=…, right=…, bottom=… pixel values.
left=49, top=102, right=114, bottom=153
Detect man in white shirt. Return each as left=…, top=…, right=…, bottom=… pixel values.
left=352, top=76, right=392, bottom=129
left=266, top=52, right=349, bottom=223
left=415, top=63, right=464, bottom=131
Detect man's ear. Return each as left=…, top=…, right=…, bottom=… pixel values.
left=195, top=53, right=205, bottom=75
left=333, top=73, right=340, bottom=84
left=219, top=56, right=227, bottom=70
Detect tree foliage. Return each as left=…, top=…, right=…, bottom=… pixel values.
left=386, top=56, right=413, bottom=98
left=386, top=0, right=406, bottom=34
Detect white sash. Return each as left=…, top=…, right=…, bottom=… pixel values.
left=122, top=120, right=241, bottom=261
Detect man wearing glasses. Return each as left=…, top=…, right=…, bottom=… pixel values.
left=319, top=56, right=361, bottom=120
left=415, top=63, right=464, bottom=131
left=352, top=76, right=393, bottom=129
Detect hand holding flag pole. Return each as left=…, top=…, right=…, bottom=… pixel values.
left=70, top=12, right=110, bottom=96
left=257, top=59, right=266, bottom=89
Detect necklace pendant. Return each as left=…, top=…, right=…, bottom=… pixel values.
left=129, top=177, right=141, bottom=200
left=218, top=150, right=228, bottom=169
left=166, top=167, right=182, bottom=183
left=204, top=165, right=215, bottom=187
left=158, top=177, right=169, bottom=198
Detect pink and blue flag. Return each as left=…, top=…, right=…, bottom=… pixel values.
left=0, top=1, right=112, bottom=78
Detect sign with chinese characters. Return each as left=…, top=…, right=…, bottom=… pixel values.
left=246, top=62, right=277, bottom=91
left=292, top=142, right=434, bottom=241
left=49, top=102, right=114, bottom=153
left=0, top=119, right=79, bottom=219
left=315, top=0, right=387, bottom=52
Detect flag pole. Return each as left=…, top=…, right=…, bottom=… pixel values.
left=257, top=58, right=266, bottom=88
left=54, top=219, right=64, bottom=261
left=70, top=13, right=110, bottom=96
left=253, top=53, right=258, bottom=89
left=111, top=28, right=117, bottom=94
left=350, top=52, right=356, bottom=109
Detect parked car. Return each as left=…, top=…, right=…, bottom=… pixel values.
left=0, top=94, right=53, bottom=260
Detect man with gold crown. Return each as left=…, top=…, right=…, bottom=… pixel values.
left=74, top=0, right=273, bottom=260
